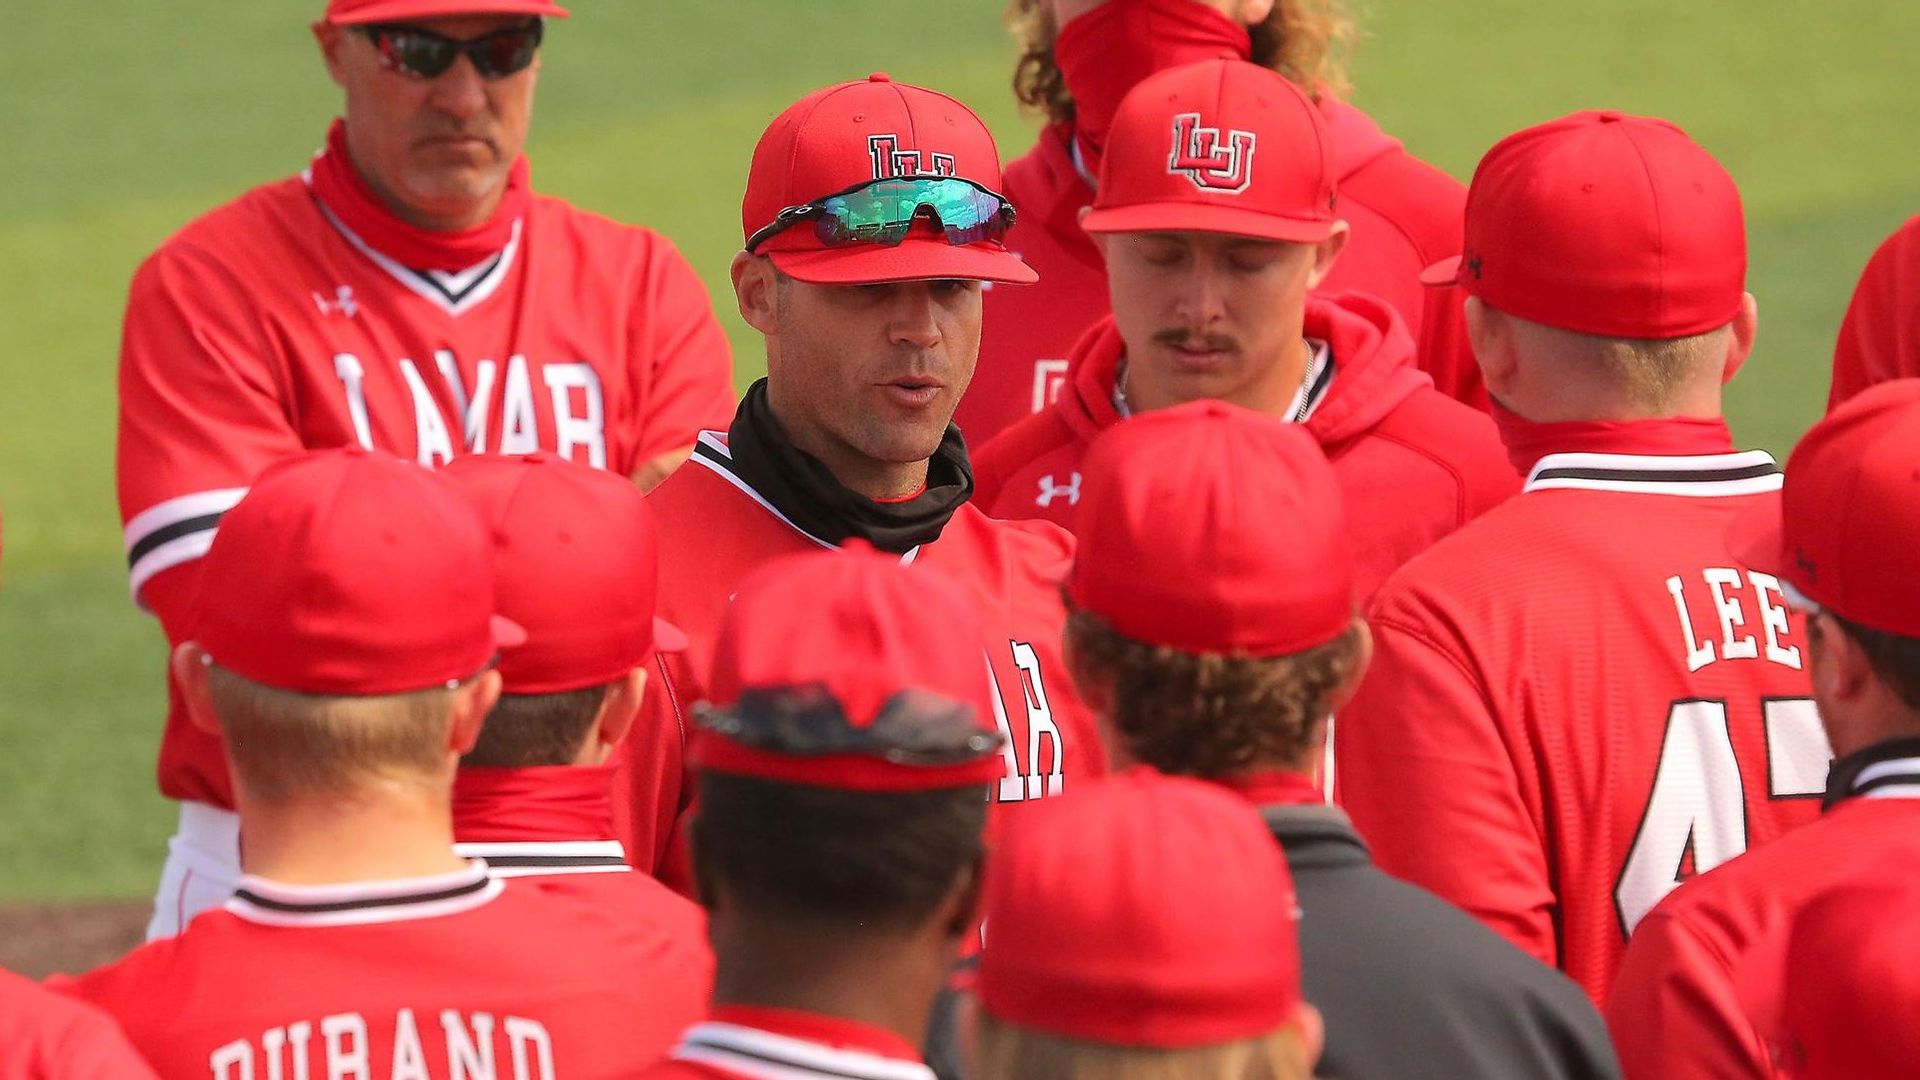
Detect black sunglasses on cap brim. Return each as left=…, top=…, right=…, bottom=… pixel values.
left=356, top=19, right=544, bottom=80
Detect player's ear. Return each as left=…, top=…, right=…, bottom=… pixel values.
left=1304, top=221, right=1350, bottom=290
left=1465, top=297, right=1516, bottom=400
left=1323, top=616, right=1373, bottom=714
left=1722, top=292, right=1759, bottom=385
left=313, top=21, right=350, bottom=88
left=580, top=666, right=646, bottom=765
left=1240, top=0, right=1279, bottom=23
left=944, top=850, right=989, bottom=940
left=1076, top=208, right=1111, bottom=263
left=172, top=643, right=222, bottom=737
left=449, top=669, right=503, bottom=757
left=1289, top=1003, right=1325, bottom=1074
left=732, top=252, right=781, bottom=336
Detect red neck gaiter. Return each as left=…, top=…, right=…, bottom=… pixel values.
left=306, top=118, right=531, bottom=272
left=452, top=764, right=619, bottom=844
left=1053, top=0, right=1250, bottom=174
left=1490, top=399, right=1738, bottom=477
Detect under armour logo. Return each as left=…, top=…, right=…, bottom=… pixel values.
left=1036, top=472, right=1082, bottom=509
left=1465, top=253, right=1485, bottom=281
left=1793, top=546, right=1818, bottom=582
left=312, top=285, right=358, bottom=318
left=1168, top=113, right=1257, bottom=194
left=868, top=134, right=956, bottom=180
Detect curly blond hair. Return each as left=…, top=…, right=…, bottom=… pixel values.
left=1007, top=0, right=1356, bottom=126
left=1065, top=606, right=1363, bottom=778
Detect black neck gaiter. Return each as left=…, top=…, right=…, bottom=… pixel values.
left=724, top=379, right=975, bottom=554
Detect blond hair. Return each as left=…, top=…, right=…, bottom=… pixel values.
left=972, top=1011, right=1314, bottom=1080
left=208, top=666, right=457, bottom=802
left=1065, top=607, right=1363, bottom=778
left=1007, top=0, right=1356, bottom=126
left=1497, top=307, right=1734, bottom=413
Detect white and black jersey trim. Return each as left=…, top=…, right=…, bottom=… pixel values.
left=453, top=840, right=631, bottom=879
left=1852, top=756, right=1920, bottom=801
left=124, top=488, right=248, bottom=603
left=226, top=862, right=503, bottom=928
left=1524, top=450, right=1782, bottom=497
left=688, top=432, right=923, bottom=565
left=308, top=188, right=520, bottom=317
left=673, top=1022, right=936, bottom=1080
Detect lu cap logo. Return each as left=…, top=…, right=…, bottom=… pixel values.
left=867, top=134, right=956, bottom=180
left=1167, top=113, right=1257, bottom=194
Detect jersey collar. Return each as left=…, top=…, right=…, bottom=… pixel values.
left=226, top=861, right=502, bottom=928
left=1523, top=450, right=1781, bottom=497
left=672, top=1006, right=934, bottom=1080
left=1823, top=736, right=1920, bottom=809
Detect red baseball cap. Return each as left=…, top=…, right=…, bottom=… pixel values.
left=1081, top=59, right=1336, bottom=243
left=1729, top=379, right=1920, bottom=636
left=442, top=453, right=683, bottom=695
left=978, top=767, right=1304, bottom=1048
left=740, top=73, right=1036, bottom=286
left=1775, top=881, right=1920, bottom=1080
left=692, top=543, right=1005, bottom=792
left=191, top=447, right=524, bottom=695
left=324, top=0, right=566, bottom=25
left=1067, top=399, right=1355, bottom=657
left=1423, top=110, right=1746, bottom=339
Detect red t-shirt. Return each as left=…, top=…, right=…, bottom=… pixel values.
left=1335, top=431, right=1827, bottom=1006
left=970, top=292, right=1516, bottom=600
left=612, top=436, right=1106, bottom=892
left=58, top=863, right=708, bottom=1079
left=637, top=1006, right=937, bottom=1080
left=1829, top=213, right=1920, bottom=410
left=0, top=969, right=157, bottom=1080
left=1605, top=747, right=1920, bottom=1080
left=959, top=98, right=1481, bottom=448
left=118, top=169, right=734, bottom=809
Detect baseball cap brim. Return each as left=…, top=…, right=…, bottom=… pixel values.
left=1080, top=203, right=1334, bottom=244
left=327, top=0, right=568, bottom=25
left=1420, top=255, right=1464, bottom=287
left=767, top=238, right=1037, bottom=286
left=654, top=616, right=688, bottom=654
left=1727, top=493, right=1792, bottom=581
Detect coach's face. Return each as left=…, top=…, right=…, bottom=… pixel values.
left=734, top=255, right=981, bottom=491
left=316, top=15, right=539, bottom=230
left=1102, top=228, right=1344, bottom=414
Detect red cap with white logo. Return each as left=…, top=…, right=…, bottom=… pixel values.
left=740, top=73, right=1036, bottom=285
left=1081, top=59, right=1337, bottom=243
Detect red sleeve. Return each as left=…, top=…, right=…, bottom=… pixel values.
left=613, top=649, right=695, bottom=893
left=1606, top=906, right=1767, bottom=1080
left=117, top=242, right=304, bottom=637
left=1335, top=605, right=1558, bottom=967
left=1829, top=215, right=1920, bottom=411
left=630, top=239, right=735, bottom=467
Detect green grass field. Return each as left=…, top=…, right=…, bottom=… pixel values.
left=3, top=1, right=1916, bottom=902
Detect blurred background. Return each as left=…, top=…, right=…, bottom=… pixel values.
left=1, top=1, right=1916, bottom=906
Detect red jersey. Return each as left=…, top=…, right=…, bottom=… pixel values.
left=1334, top=427, right=1826, bottom=1006
left=638, top=1006, right=937, bottom=1080
left=60, top=862, right=708, bottom=1079
left=960, top=98, right=1481, bottom=447
left=119, top=169, right=734, bottom=810
left=1606, top=745, right=1920, bottom=1080
left=452, top=763, right=711, bottom=947
left=0, top=968, right=157, bottom=1080
left=970, top=293, right=1516, bottom=600
left=1829, top=214, right=1920, bottom=410
left=612, top=434, right=1106, bottom=891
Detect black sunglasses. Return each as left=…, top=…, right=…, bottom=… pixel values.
left=356, top=20, right=544, bottom=80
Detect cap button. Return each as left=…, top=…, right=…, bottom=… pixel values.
left=868, top=72, right=892, bottom=83
left=1595, top=110, right=1625, bottom=122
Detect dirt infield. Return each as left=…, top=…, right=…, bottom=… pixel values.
left=0, top=900, right=148, bottom=979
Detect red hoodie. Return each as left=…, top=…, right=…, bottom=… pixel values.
left=972, top=292, right=1516, bottom=599
left=959, top=99, right=1484, bottom=448
left=1828, top=213, right=1920, bottom=411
